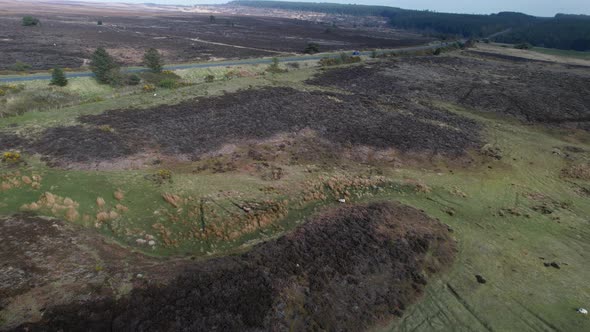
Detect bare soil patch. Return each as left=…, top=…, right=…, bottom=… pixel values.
left=307, top=54, right=590, bottom=129
left=0, top=214, right=183, bottom=330
left=0, top=132, right=27, bottom=150
left=11, top=201, right=455, bottom=331
left=31, top=87, right=481, bottom=165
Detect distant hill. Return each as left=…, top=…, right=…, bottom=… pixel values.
left=231, top=1, right=590, bottom=51
left=228, top=1, right=403, bottom=17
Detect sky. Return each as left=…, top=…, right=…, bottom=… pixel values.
left=81, top=0, right=590, bottom=17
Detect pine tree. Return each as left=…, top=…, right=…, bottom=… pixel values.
left=90, top=47, right=118, bottom=84
left=143, top=48, right=163, bottom=73
left=50, top=67, right=68, bottom=86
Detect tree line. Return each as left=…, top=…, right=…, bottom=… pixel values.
left=231, top=1, right=590, bottom=51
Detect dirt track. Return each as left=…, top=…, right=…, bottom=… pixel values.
left=8, top=202, right=455, bottom=331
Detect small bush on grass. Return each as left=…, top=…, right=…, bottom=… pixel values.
left=10, top=61, right=31, bottom=72
left=2, top=152, right=21, bottom=163
left=140, top=71, right=180, bottom=84
left=304, top=43, right=320, bottom=54
left=145, top=169, right=173, bottom=185
left=142, top=84, right=156, bottom=92
left=158, top=79, right=177, bottom=89
left=319, top=54, right=361, bottom=67
left=514, top=42, right=533, bottom=50
left=204, top=74, right=215, bottom=83
left=0, top=84, right=25, bottom=94
left=0, top=89, right=81, bottom=117
left=50, top=67, right=68, bottom=86
left=22, top=16, right=39, bottom=26
left=266, top=58, right=287, bottom=74
left=126, top=74, right=141, bottom=86
left=104, top=68, right=124, bottom=87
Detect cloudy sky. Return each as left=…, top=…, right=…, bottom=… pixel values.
left=86, top=0, right=590, bottom=17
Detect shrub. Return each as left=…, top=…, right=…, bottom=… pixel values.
left=286, top=62, right=300, bottom=69
left=0, top=89, right=80, bottom=117
left=22, top=16, right=39, bottom=26
left=339, top=52, right=350, bottom=63
left=142, top=84, right=156, bottom=92
left=304, top=43, right=320, bottom=54
left=433, top=48, right=442, bottom=55
left=10, top=61, right=31, bottom=72
left=90, top=47, right=119, bottom=84
left=319, top=54, right=361, bottom=67
left=2, top=152, right=21, bottom=163
left=98, top=125, right=114, bottom=132
left=319, top=57, right=341, bottom=66
left=50, top=67, right=68, bottom=86
left=97, top=20, right=103, bottom=25
left=126, top=74, right=141, bottom=85
left=204, top=74, right=215, bottom=83
left=0, top=84, right=24, bottom=96
left=266, top=57, right=287, bottom=74
left=370, top=50, right=378, bottom=58
left=143, top=48, right=164, bottom=73
left=146, top=169, right=173, bottom=184
left=140, top=71, right=180, bottom=84
left=104, top=68, right=124, bottom=87
left=514, top=42, right=533, bottom=50
left=157, top=79, right=177, bottom=89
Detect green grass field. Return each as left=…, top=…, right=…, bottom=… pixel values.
left=1, top=57, right=590, bottom=330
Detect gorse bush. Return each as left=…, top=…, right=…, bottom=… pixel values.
left=2, top=152, right=21, bottom=163
left=142, top=84, right=156, bottom=92
left=319, top=53, right=362, bottom=67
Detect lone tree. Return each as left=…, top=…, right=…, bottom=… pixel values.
left=50, top=67, right=68, bottom=86
left=89, top=47, right=118, bottom=84
left=22, top=16, right=39, bottom=26
left=304, top=43, right=320, bottom=54
left=143, top=48, right=163, bottom=73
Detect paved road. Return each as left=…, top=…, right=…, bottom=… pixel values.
left=0, top=43, right=446, bottom=83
